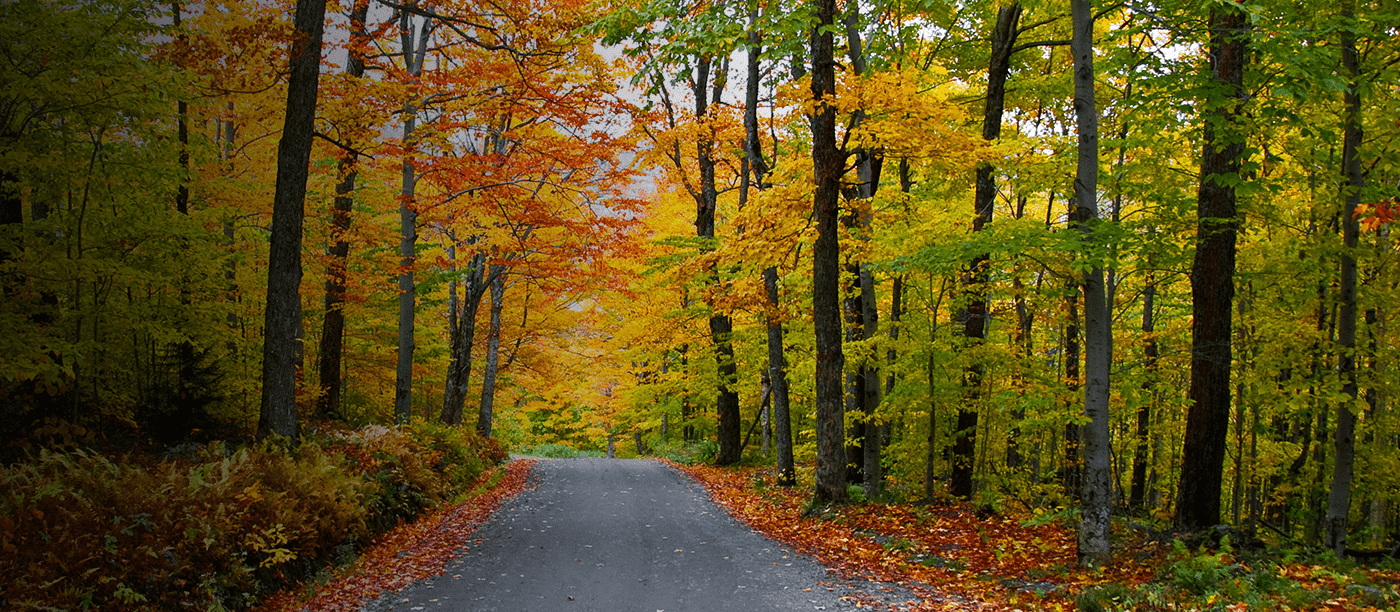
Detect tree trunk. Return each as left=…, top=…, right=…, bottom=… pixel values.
left=1071, top=0, right=1111, bottom=566
left=441, top=250, right=489, bottom=425
left=810, top=0, right=847, bottom=504
left=477, top=266, right=507, bottom=438
left=953, top=3, right=1022, bottom=500
left=316, top=0, right=368, bottom=422
left=742, top=16, right=795, bottom=485
left=257, top=0, right=326, bottom=441
left=1326, top=1, right=1363, bottom=556
left=1129, top=271, right=1157, bottom=510
left=688, top=55, right=741, bottom=466
left=393, top=10, right=433, bottom=426
left=1064, top=273, right=1081, bottom=498
left=1177, top=3, right=1249, bottom=531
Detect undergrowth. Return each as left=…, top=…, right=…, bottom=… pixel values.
left=0, top=420, right=507, bottom=611
left=513, top=442, right=606, bottom=458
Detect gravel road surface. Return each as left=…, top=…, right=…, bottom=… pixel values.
left=362, top=458, right=910, bottom=611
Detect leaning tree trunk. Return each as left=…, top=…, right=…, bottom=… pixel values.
left=1177, top=2, right=1249, bottom=531
left=810, top=0, right=848, bottom=504
left=258, top=0, right=326, bottom=441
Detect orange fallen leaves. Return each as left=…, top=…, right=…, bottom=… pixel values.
left=253, top=459, right=536, bottom=612
left=672, top=461, right=1168, bottom=611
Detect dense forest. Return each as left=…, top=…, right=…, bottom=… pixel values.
left=4, top=0, right=1400, bottom=604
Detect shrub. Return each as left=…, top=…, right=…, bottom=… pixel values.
left=0, top=423, right=504, bottom=610
left=0, top=443, right=370, bottom=610
left=515, top=442, right=604, bottom=458
left=651, top=439, right=718, bottom=465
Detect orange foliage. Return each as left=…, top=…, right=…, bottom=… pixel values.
left=255, top=459, right=536, bottom=612
left=676, top=462, right=1167, bottom=611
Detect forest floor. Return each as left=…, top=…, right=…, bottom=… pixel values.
left=674, top=461, right=1400, bottom=611
left=250, top=455, right=1400, bottom=612
left=252, top=460, right=538, bottom=612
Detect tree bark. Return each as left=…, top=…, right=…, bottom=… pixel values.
left=441, top=249, right=491, bottom=425
left=689, top=55, right=741, bottom=466
left=477, top=265, right=507, bottom=438
left=1326, top=0, right=1363, bottom=556
left=742, top=13, right=795, bottom=486
left=810, top=0, right=848, bottom=504
left=316, top=0, right=368, bottom=422
left=1129, top=271, right=1157, bottom=510
left=1177, top=3, right=1249, bottom=530
left=953, top=3, right=1022, bottom=500
left=393, top=9, right=433, bottom=426
left=1070, top=0, right=1111, bottom=567
left=257, top=0, right=326, bottom=441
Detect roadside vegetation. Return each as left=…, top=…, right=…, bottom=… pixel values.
left=0, top=423, right=507, bottom=610
left=677, top=460, right=1400, bottom=612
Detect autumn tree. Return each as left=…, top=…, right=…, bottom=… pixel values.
left=1177, top=0, right=1251, bottom=531
left=810, top=0, right=848, bottom=504
left=1069, top=0, right=1111, bottom=567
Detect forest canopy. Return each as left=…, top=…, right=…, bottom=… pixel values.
left=3, top=0, right=1400, bottom=573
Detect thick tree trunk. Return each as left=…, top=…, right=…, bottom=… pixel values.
left=810, top=0, right=847, bottom=504
left=477, top=266, right=507, bottom=438
left=1326, top=2, right=1363, bottom=556
left=1177, top=4, right=1249, bottom=531
left=953, top=3, right=1022, bottom=500
left=257, top=0, right=326, bottom=441
left=316, top=0, right=368, bottom=422
left=1071, top=0, right=1111, bottom=567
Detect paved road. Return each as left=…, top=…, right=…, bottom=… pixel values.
left=363, top=458, right=905, bottom=611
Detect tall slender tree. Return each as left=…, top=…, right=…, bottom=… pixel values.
left=953, top=3, right=1022, bottom=500
left=258, top=0, right=327, bottom=441
left=1177, top=1, right=1251, bottom=530
left=811, top=0, right=848, bottom=504
left=1326, top=0, right=1364, bottom=556
left=1070, top=0, right=1112, bottom=567
left=316, top=0, right=369, bottom=421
